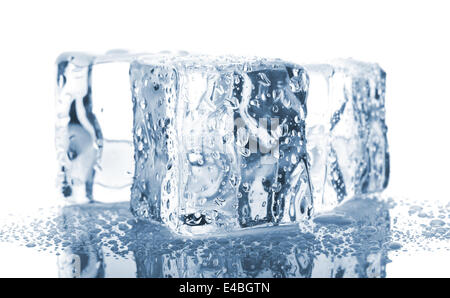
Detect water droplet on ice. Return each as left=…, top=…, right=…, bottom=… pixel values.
left=272, top=89, right=284, bottom=102
left=250, top=99, right=260, bottom=107
left=236, top=127, right=249, bottom=147
left=239, top=147, right=251, bottom=157
left=281, top=94, right=291, bottom=108
left=139, top=99, right=147, bottom=109
left=188, top=152, right=204, bottom=166
left=229, top=174, right=240, bottom=188
left=271, top=182, right=281, bottom=192
left=291, top=154, right=298, bottom=164
left=135, top=127, right=142, bottom=137
left=242, top=183, right=250, bottom=192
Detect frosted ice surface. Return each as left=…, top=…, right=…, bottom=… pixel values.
left=55, top=50, right=152, bottom=203
left=305, top=59, right=389, bottom=212
left=130, top=54, right=313, bottom=235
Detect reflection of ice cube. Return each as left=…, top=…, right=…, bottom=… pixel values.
left=55, top=203, right=138, bottom=278
left=55, top=50, right=149, bottom=203
left=305, top=60, right=389, bottom=212
left=56, top=205, right=106, bottom=278
left=131, top=196, right=390, bottom=277
left=57, top=245, right=105, bottom=278
left=130, top=54, right=312, bottom=235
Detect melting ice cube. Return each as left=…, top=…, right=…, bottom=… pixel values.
left=129, top=54, right=313, bottom=235
left=305, top=59, right=389, bottom=212
left=55, top=50, right=151, bottom=203
left=54, top=50, right=389, bottom=236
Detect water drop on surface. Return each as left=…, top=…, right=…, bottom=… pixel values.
left=388, top=242, right=402, bottom=250
left=430, top=219, right=445, bottom=227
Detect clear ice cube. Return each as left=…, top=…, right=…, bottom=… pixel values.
left=55, top=50, right=150, bottom=203
left=305, top=59, right=389, bottom=212
left=129, top=54, right=313, bottom=235
left=55, top=50, right=389, bottom=235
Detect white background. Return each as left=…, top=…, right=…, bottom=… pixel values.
left=1, top=0, right=448, bottom=209
left=0, top=0, right=449, bottom=276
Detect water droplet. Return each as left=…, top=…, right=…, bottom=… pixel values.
left=199, top=197, right=207, bottom=205
left=388, top=242, right=402, bottom=250
left=135, top=127, right=142, bottom=137
left=212, top=151, right=220, bottom=160
left=188, top=152, right=204, bottom=166
left=165, top=180, right=172, bottom=194
left=139, top=99, right=147, bottom=110
left=236, top=127, right=249, bottom=147
left=239, top=147, right=251, bottom=157
left=272, top=89, right=284, bottom=102
left=430, top=219, right=445, bottom=227
left=229, top=174, right=240, bottom=188
left=250, top=99, right=260, bottom=107
left=281, top=93, right=291, bottom=108
left=242, top=183, right=250, bottom=192
left=271, top=182, right=282, bottom=192
left=291, top=154, right=298, bottom=164
left=158, top=118, right=165, bottom=128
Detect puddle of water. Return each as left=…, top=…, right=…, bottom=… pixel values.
left=0, top=195, right=448, bottom=277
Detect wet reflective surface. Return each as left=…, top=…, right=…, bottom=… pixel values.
left=0, top=195, right=448, bottom=277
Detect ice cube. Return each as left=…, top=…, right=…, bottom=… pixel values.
left=129, top=54, right=313, bottom=235
left=305, top=59, right=389, bottom=212
left=55, top=50, right=150, bottom=203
